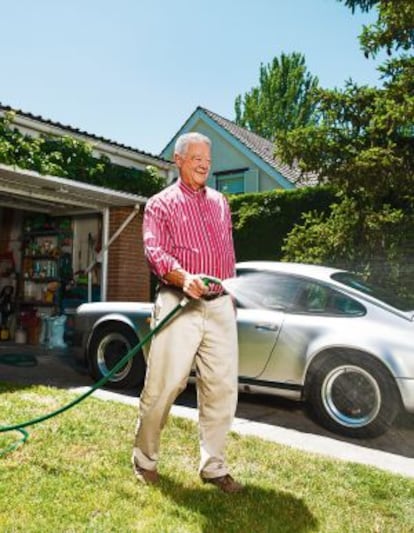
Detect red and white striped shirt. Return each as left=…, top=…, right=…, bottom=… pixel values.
left=143, top=179, right=235, bottom=284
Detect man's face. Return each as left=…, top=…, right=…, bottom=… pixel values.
left=175, top=141, right=211, bottom=191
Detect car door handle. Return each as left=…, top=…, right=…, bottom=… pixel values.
left=255, top=323, right=279, bottom=331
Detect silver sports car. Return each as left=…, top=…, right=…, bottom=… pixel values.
left=72, top=262, right=414, bottom=438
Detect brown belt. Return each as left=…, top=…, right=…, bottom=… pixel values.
left=161, top=286, right=224, bottom=301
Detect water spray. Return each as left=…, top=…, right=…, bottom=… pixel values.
left=222, top=272, right=280, bottom=310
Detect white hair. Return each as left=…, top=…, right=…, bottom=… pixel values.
left=174, top=132, right=211, bottom=156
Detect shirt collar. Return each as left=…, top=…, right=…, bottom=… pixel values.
left=177, top=178, right=207, bottom=198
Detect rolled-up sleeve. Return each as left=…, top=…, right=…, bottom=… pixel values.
left=143, top=197, right=181, bottom=279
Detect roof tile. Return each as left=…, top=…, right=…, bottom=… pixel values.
left=0, top=103, right=170, bottom=164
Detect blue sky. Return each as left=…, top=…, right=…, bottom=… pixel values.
left=1, top=0, right=382, bottom=156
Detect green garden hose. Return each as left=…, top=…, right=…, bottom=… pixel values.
left=0, top=275, right=222, bottom=457
left=0, top=296, right=191, bottom=456
left=0, top=353, right=38, bottom=367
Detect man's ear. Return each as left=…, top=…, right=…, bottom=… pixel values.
left=174, top=153, right=182, bottom=168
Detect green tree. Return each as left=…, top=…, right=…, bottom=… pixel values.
left=343, top=0, right=414, bottom=55
left=234, top=52, right=319, bottom=140
left=276, top=1, right=414, bottom=202
left=276, top=0, right=414, bottom=295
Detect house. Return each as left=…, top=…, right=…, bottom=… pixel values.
left=0, top=104, right=175, bottom=343
left=160, top=106, right=301, bottom=194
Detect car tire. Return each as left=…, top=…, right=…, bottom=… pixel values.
left=307, top=352, right=400, bottom=438
left=88, top=323, right=146, bottom=389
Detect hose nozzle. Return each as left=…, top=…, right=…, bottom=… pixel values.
left=201, top=275, right=222, bottom=286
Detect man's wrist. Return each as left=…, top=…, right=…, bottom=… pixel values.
left=163, top=268, right=188, bottom=289
left=176, top=269, right=188, bottom=289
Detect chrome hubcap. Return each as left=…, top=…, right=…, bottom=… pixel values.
left=97, top=333, right=133, bottom=382
left=321, top=365, right=381, bottom=428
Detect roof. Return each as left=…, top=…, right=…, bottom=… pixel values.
left=199, top=107, right=302, bottom=184
left=0, top=103, right=171, bottom=167
left=162, top=106, right=317, bottom=186
left=0, top=163, right=147, bottom=216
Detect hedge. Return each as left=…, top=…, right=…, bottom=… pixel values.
left=229, top=186, right=336, bottom=261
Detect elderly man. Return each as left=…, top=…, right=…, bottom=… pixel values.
left=132, top=132, right=242, bottom=493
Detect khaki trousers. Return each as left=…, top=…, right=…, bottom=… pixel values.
left=133, top=287, right=238, bottom=478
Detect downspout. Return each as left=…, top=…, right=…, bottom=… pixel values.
left=99, top=207, right=110, bottom=302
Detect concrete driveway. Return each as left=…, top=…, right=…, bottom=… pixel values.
left=0, top=342, right=413, bottom=477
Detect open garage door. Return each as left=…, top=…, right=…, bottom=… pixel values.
left=0, top=163, right=147, bottom=301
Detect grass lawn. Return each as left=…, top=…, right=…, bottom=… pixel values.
left=1, top=382, right=413, bottom=533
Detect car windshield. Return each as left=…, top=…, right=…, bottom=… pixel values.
left=331, top=272, right=414, bottom=312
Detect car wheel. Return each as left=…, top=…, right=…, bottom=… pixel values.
left=307, top=352, right=400, bottom=438
left=88, top=323, right=145, bottom=389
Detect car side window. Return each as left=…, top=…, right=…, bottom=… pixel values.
left=235, top=270, right=365, bottom=315
left=327, top=290, right=366, bottom=316
left=262, top=275, right=304, bottom=310
left=234, top=271, right=303, bottom=310
left=295, top=282, right=329, bottom=313
left=294, top=281, right=365, bottom=316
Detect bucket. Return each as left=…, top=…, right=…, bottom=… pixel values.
left=15, top=328, right=27, bottom=344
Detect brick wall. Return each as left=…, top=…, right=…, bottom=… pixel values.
left=107, top=206, right=150, bottom=301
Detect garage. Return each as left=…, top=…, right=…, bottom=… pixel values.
left=0, top=162, right=149, bottom=346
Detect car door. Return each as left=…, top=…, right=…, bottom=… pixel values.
left=233, top=271, right=303, bottom=378
left=237, top=307, right=284, bottom=378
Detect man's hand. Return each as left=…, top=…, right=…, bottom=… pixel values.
left=182, top=273, right=208, bottom=299
left=163, top=269, right=208, bottom=299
